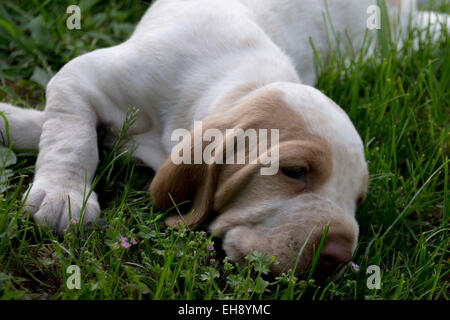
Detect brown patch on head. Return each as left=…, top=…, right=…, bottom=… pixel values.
left=212, top=83, right=261, bottom=112
left=213, top=138, right=332, bottom=213
left=213, top=88, right=333, bottom=209
left=150, top=85, right=333, bottom=228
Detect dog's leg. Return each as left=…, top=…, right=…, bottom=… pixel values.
left=23, top=61, right=101, bottom=234
left=131, top=131, right=168, bottom=171
left=0, top=103, right=44, bottom=150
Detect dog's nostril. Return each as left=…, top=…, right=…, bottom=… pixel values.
left=319, top=241, right=352, bottom=270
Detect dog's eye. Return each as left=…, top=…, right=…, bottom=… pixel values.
left=281, top=167, right=306, bottom=180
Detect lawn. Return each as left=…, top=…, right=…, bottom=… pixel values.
left=0, top=0, right=448, bottom=300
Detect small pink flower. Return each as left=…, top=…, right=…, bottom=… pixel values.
left=71, top=218, right=77, bottom=225
left=131, top=239, right=137, bottom=245
left=201, top=231, right=207, bottom=237
left=121, top=240, right=131, bottom=249
left=351, top=262, right=360, bottom=272
left=119, top=237, right=132, bottom=249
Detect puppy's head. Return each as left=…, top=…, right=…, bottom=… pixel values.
left=150, top=82, right=368, bottom=279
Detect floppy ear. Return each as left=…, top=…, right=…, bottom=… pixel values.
left=149, top=85, right=284, bottom=227
left=149, top=133, right=222, bottom=228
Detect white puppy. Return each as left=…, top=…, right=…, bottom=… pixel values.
left=0, top=0, right=445, bottom=276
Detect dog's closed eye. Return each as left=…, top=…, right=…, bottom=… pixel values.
left=281, top=167, right=307, bottom=180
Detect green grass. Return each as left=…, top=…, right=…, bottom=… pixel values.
left=0, top=0, right=448, bottom=300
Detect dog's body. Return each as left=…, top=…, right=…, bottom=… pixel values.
left=1, top=0, right=447, bottom=276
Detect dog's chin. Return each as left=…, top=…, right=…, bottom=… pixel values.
left=214, top=224, right=352, bottom=281
left=216, top=224, right=312, bottom=276
left=221, top=236, right=349, bottom=281
left=217, top=226, right=251, bottom=267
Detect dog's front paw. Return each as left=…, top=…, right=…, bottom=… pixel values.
left=23, top=180, right=101, bottom=235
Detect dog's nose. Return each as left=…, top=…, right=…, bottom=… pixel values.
left=319, top=238, right=352, bottom=272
